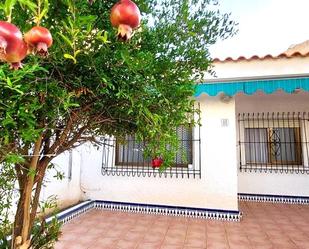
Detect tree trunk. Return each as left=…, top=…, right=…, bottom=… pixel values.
left=11, top=117, right=74, bottom=248
left=13, top=181, right=33, bottom=249
left=29, top=160, right=49, bottom=231
left=12, top=137, right=42, bottom=249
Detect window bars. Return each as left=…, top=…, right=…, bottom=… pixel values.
left=238, top=112, right=309, bottom=173
left=101, top=125, right=201, bottom=178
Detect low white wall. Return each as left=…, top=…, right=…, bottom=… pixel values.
left=236, top=91, right=309, bottom=196
left=40, top=150, right=82, bottom=210
left=80, top=95, right=239, bottom=211
left=238, top=172, right=309, bottom=196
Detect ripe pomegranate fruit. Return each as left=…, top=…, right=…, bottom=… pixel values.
left=24, top=26, right=53, bottom=57
left=151, top=157, right=163, bottom=168
left=110, top=0, right=141, bottom=41
left=0, top=21, right=28, bottom=69
left=5, top=41, right=28, bottom=70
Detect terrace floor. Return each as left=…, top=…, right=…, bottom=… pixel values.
left=55, top=201, right=309, bottom=249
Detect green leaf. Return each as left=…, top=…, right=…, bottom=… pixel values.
left=74, top=50, right=81, bottom=58
left=2, top=114, right=15, bottom=127
left=64, top=53, right=77, bottom=64
left=58, top=33, right=73, bottom=48
left=6, top=77, right=12, bottom=87
left=27, top=168, right=36, bottom=179
left=4, top=78, right=24, bottom=94
left=38, top=8, right=48, bottom=21
left=18, top=0, right=37, bottom=13
left=78, top=15, right=96, bottom=25
left=63, top=102, right=79, bottom=110
left=5, top=153, right=25, bottom=164
left=53, top=171, right=65, bottom=180
left=96, top=31, right=110, bottom=44
left=38, top=0, right=49, bottom=21
left=0, top=68, right=5, bottom=80
left=12, top=86, right=24, bottom=95
left=4, top=0, right=17, bottom=18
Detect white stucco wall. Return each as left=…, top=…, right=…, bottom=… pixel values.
left=236, top=91, right=309, bottom=196
left=40, top=150, right=82, bottom=210
left=208, top=56, right=309, bottom=79
left=79, top=95, right=239, bottom=211
left=6, top=151, right=82, bottom=222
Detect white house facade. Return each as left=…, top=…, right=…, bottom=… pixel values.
left=43, top=41, right=309, bottom=220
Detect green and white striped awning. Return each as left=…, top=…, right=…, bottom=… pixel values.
left=195, top=76, right=309, bottom=97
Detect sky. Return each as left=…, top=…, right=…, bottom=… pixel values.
left=210, top=0, right=309, bottom=59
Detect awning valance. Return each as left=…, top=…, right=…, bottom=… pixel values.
left=194, top=76, right=309, bottom=97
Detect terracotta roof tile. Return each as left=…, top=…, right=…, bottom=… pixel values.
left=213, top=40, right=309, bottom=62
left=285, top=40, right=309, bottom=56
left=213, top=51, right=309, bottom=62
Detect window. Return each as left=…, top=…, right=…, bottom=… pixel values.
left=238, top=112, right=309, bottom=173
left=115, top=135, right=149, bottom=166
left=101, top=125, right=201, bottom=178
left=244, top=127, right=302, bottom=165
left=115, top=126, right=193, bottom=167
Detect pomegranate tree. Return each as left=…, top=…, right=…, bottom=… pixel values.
left=0, top=21, right=27, bottom=69
left=24, top=26, right=53, bottom=57
left=0, top=1, right=237, bottom=249
left=110, top=0, right=141, bottom=41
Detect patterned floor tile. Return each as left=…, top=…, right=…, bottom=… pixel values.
left=54, top=201, right=309, bottom=249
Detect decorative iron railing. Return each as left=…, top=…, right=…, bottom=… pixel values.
left=101, top=125, right=201, bottom=178
left=237, top=112, right=309, bottom=173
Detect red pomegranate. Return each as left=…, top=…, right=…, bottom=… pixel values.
left=24, top=26, right=53, bottom=57
left=0, top=21, right=27, bottom=69
left=151, top=157, right=163, bottom=168
left=110, top=0, right=141, bottom=41
left=5, top=41, right=28, bottom=70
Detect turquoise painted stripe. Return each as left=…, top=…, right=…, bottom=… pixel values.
left=194, top=77, right=309, bottom=97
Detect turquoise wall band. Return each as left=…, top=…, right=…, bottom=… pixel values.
left=194, top=77, right=309, bottom=97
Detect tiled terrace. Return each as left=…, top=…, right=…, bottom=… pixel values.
left=55, top=201, right=309, bottom=249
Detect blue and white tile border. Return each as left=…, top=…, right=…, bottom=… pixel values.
left=46, top=200, right=95, bottom=225
left=2, top=202, right=96, bottom=245
left=44, top=194, right=309, bottom=227
left=94, top=200, right=241, bottom=221
left=53, top=200, right=242, bottom=223
left=238, top=193, right=309, bottom=205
